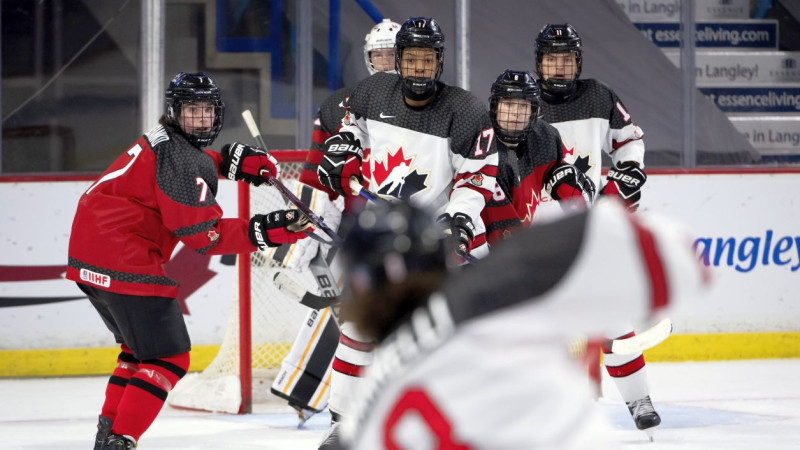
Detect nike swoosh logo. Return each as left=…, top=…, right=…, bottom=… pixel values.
left=379, top=112, right=396, bottom=119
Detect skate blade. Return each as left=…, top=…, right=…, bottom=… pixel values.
left=644, top=428, right=655, bottom=442
left=293, top=407, right=316, bottom=429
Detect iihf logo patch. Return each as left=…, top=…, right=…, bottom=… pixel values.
left=207, top=229, right=219, bottom=242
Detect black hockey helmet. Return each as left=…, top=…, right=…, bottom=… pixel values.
left=394, top=17, right=445, bottom=101
left=340, top=202, right=446, bottom=294
left=535, top=23, right=582, bottom=100
left=489, top=70, right=541, bottom=145
left=165, top=72, right=225, bottom=147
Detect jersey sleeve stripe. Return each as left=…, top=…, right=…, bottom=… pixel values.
left=630, top=216, right=670, bottom=311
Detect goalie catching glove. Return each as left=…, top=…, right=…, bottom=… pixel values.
left=601, top=161, right=647, bottom=210
left=545, top=162, right=596, bottom=207
left=437, top=212, right=476, bottom=260
left=220, top=142, right=280, bottom=186
left=317, top=132, right=363, bottom=196
left=249, top=209, right=311, bottom=251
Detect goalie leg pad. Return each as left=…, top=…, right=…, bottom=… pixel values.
left=328, top=321, right=375, bottom=417
left=271, top=307, right=340, bottom=412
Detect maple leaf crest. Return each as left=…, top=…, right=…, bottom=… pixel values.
left=372, top=147, right=429, bottom=200
left=521, top=186, right=541, bottom=226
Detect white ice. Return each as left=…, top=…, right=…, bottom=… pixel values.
left=1, top=359, right=799, bottom=449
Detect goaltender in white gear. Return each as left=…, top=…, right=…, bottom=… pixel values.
left=336, top=199, right=708, bottom=449
left=269, top=18, right=401, bottom=421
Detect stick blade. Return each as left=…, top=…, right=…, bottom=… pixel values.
left=609, top=318, right=673, bottom=355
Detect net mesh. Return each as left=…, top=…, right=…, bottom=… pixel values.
left=168, top=151, right=320, bottom=413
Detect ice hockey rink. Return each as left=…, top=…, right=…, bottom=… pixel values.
left=2, top=359, right=798, bottom=450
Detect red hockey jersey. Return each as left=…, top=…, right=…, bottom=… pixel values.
left=481, top=119, right=570, bottom=244
left=67, top=124, right=255, bottom=298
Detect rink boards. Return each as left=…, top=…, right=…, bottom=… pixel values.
left=1, top=171, right=799, bottom=376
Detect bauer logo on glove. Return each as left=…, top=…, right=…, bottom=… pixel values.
left=318, top=132, right=364, bottom=196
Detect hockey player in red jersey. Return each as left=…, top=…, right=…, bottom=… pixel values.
left=333, top=200, right=706, bottom=449
left=481, top=69, right=594, bottom=244
left=67, top=72, right=309, bottom=449
left=534, top=23, right=658, bottom=434
left=270, top=19, right=402, bottom=423
left=309, top=17, right=499, bottom=448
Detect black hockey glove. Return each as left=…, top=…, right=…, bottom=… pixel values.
left=437, top=212, right=476, bottom=260
left=601, top=161, right=647, bottom=211
left=544, top=162, right=596, bottom=207
left=249, top=209, right=310, bottom=251
left=220, top=142, right=280, bottom=186
left=317, top=132, right=363, bottom=196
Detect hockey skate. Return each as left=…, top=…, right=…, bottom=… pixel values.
left=626, top=395, right=661, bottom=441
left=94, top=415, right=113, bottom=450
left=100, top=434, right=137, bottom=449
left=289, top=402, right=318, bottom=428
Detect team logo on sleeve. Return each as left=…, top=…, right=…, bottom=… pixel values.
left=469, top=174, right=484, bottom=187
left=207, top=229, right=219, bottom=242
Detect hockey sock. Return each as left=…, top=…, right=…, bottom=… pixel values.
left=100, top=344, right=139, bottom=421
left=603, top=331, right=650, bottom=402
left=329, top=322, right=374, bottom=417
left=111, top=351, right=190, bottom=441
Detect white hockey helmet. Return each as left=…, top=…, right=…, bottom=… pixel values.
left=364, top=18, right=401, bottom=75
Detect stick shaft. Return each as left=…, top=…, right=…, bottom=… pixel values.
left=242, top=110, right=342, bottom=247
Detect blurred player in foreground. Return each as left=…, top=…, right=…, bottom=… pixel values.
left=67, top=72, right=309, bottom=449
left=534, top=23, right=659, bottom=434
left=333, top=200, right=705, bottom=449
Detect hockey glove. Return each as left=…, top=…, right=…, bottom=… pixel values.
left=220, top=142, right=281, bottom=186
left=317, top=132, right=363, bottom=196
left=249, top=209, right=310, bottom=251
left=437, top=213, right=476, bottom=260
left=601, top=161, right=647, bottom=210
left=545, top=162, right=596, bottom=207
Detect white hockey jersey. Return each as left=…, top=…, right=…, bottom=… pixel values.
left=340, top=72, right=499, bottom=255
left=540, top=79, right=645, bottom=191
left=341, top=200, right=707, bottom=449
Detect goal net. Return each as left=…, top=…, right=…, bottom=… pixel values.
left=168, top=150, right=322, bottom=414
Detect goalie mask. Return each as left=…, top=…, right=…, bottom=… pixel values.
left=535, top=23, right=582, bottom=102
left=364, top=18, right=401, bottom=75
left=165, top=72, right=225, bottom=147
left=395, top=17, right=445, bottom=101
left=489, top=70, right=541, bottom=145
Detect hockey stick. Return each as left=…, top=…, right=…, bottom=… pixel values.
left=604, top=318, right=673, bottom=355
left=349, top=177, right=392, bottom=205
left=241, top=110, right=343, bottom=247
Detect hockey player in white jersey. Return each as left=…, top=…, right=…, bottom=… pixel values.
left=534, top=23, right=658, bottom=434
left=333, top=200, right=706, bottom=449
left=313, top=17, right=499, bottom=447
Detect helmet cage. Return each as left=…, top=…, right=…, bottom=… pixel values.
left=165, top=72, right=225, bottom=147
left=535, top=24, right=582, bottom=99
left=394, top=17, right=445, bottom=100
left=489, top=70, right=541, bottom=145
left=364, top=19, right=401, bottom=75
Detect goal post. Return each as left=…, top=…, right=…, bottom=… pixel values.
left=168, top=150, right=322, bottom=414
